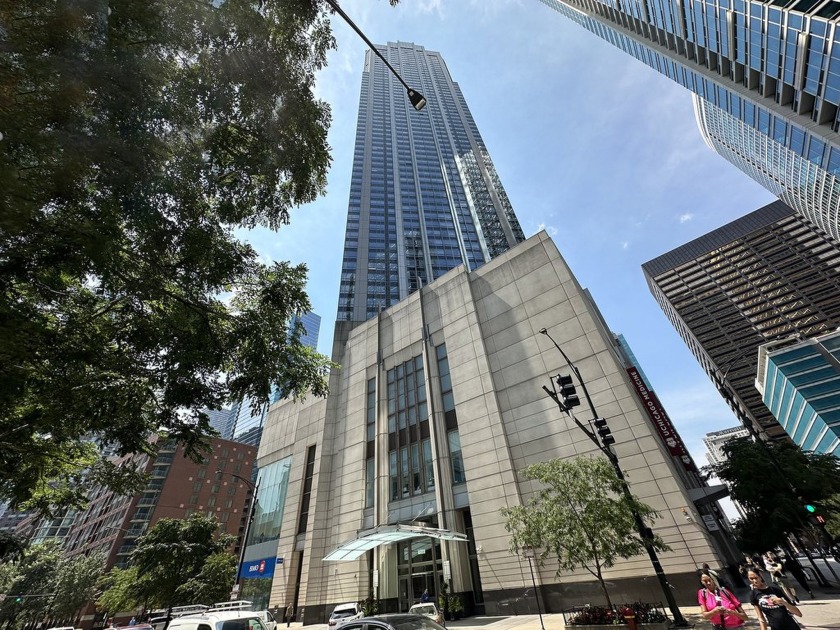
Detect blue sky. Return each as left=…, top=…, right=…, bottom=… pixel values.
left=243, top=0, right=777, bottom=472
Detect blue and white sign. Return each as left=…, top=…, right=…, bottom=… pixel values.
left=240, top=556, right=276, bottom=579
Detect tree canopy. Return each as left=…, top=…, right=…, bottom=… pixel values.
left=128, top=514, right=235, bottom=615
left=502, top=456, right=668, bottom=608
left=0, top=541, right=102, bottom=629
left=0, top=0, right=350, bottom=512
left=705, top=437, right=840, bottom=550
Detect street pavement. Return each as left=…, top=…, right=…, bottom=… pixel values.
left=292, top=590, right=840, bottom=630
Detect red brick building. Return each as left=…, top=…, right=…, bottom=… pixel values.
left=64, top=435, right=256, bottom=626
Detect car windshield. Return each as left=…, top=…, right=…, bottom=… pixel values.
left=331, top=612, right=356, bottom=620
left=409, top=606, right=436, bottom=615
left=390, top=619, right=444, bottom=630
left=221, top=619, right=265, bottom=630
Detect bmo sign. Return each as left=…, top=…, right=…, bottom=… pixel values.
left=240, top=557, right=277, bottom=579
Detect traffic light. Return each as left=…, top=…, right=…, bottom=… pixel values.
left=805, top=504, right=816, bottom=514
left=556, top=374, right=580, bottom=410
left=594, top=417, right=615, bottom=447
left=15, top=596, right=23, bottom=603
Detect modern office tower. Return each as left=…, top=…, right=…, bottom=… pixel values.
left=207, top=407, right=235, bottom=439
left=756, top=331, right=840, bottom=454
left=256, top=233, right=727, bottom=620
left=337, top=42, right=525, bottom=322
left=271, top=311, right=322, bottom=404
left=537, top=0, right=840, bottom=242
left=642, top=199, right=840, bottom=440
left=704, top=426, right=751, bottom=466
left=694, top=96, right=840, bottom=235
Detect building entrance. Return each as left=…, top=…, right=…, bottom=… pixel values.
left=397, top=537, right=442, bottom=611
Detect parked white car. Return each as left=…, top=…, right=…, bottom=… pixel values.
left=408, top=603, right=443, bottom=624
left=328, top=603, right=363, bottom=628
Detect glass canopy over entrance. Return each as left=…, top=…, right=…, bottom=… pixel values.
left=322, top=524, right=467, bottom=562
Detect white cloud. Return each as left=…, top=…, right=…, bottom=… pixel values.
left=679, top=213, right=694, bottom=223
left=621, top=240, right=629, bottom=250
left=536, top=222, right=558, bottom=236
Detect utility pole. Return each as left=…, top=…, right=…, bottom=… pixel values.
left=539, top=328, right=690, bottom=627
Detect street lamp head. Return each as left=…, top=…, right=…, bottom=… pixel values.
left=407, top=88, right=426, bottom=111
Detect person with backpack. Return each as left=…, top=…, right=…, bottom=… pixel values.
left=698, top=573, right=749, bottom=630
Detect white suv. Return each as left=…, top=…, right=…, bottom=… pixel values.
left=168, top=612, right=267, bottom=630
left=328, top=603, right=363, bottom=628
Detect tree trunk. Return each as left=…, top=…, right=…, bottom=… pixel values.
left=596, top=567, right=613, bottom=610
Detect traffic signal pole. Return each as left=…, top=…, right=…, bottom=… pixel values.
left=539, top=328, right=690, bottom=627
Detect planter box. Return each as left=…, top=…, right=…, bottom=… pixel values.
left=569, top=624, right=670, bottom=630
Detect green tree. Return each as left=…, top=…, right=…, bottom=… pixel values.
left=178, top=552, right=237, bottom=607
left=706, top=437, right=840, bottom=549
left=52, top=553, right=105, bottom=623
left=129, top=514, right=235, bottom=615
left=0, top=541, right=62, bottom=629
left=96, top=566, right=148, bottom=618
left=1, top=0, right=349, bottom=513
left=502, top=456, right=669, bottom=609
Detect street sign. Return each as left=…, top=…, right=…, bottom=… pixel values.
left=443, top=560, right=451, bottom=581
left=702, top=514, right=720, bottom=532
left=230, top=584, right=241, bottom=600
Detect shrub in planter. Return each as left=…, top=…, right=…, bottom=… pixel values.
left=568, top=606, right=621, bottom=626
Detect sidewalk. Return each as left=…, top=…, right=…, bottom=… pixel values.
left=440, top=591, right=840, bottom=629
left=291, top=593, right=840, bottom=630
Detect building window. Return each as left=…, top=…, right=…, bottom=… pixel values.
left=193, top=481, right=203, bottom=492
left=297, top=446, right=317, bottom=535
left=247, top=456, right=293, bottom=546
left=386, top=354, right=430, bottom=500
left=197, top=468, right=206, bottom=479
left=448, top=430, right=465, bottom=484
left=211, top=484, right=220, bottom=494
left=189, top=494, right=199, bottom=505
left=422, top=439, right=435, bottom=491
left=366, top=378, right=376, bottom=442
left=207, top=496, right=216, bottom=507
left=365, top=458, right=375, bottom=508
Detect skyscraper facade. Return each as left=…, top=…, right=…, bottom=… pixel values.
left=642, top=200, right=840, bottom=440
left=756, top=331, right=840, bottom=454
left=538, top=0, right=840, bottom=242
left=337, top=42, right=525, bottom=322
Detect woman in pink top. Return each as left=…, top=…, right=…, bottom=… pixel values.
left=698, top=573, right=749, bottom=630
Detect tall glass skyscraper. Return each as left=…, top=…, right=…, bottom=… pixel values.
left=538, top=0, right=840, bottom=242
left=337, top=42, right=525, bottom=322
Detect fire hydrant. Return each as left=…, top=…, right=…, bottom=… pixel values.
left=621, top=607, right=638, bottom=630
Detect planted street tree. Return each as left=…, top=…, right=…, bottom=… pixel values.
left=1, top=0, right=354, bottom=513
left=706, top=437, right=840, bottom=549
left=502, top=456, right=669, bottom=609
left=0, top=541, right=62, bottom=629
left=51, top=553, right=105, bottom=625
left=177, top=552, right=237, bottom=607
left=129, top=514, right=235, bottom=618
left=96, top=567, right=148, bottom=620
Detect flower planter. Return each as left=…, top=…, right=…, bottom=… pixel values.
left=568, top=624, right=670, bottom=630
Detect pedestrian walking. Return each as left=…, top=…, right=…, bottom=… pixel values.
left=783, top=554, right=814, bottom=599
left=698, top=573, right=748, bottom=630
left=747, top=569, right=803, bottom=630
left=764, top=552, right=797, bottom=603
left=285, top=603, right=294, bottom=628
left=420, top=589, right=430, bottom=603
left=129, top=618, right=137, bottom=627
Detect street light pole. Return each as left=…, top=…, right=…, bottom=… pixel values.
left=538, top=328, right=690, bottom=627
left=522, top=546, right=545, bottom=630
left=322, top=0, right=427, bottom=111
left=217, top=471, right=261, bottom=589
